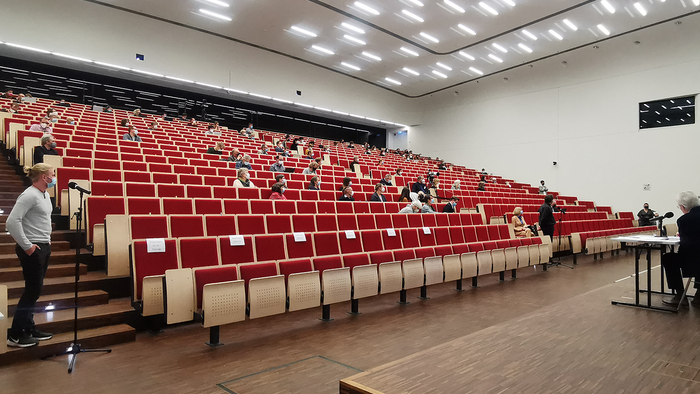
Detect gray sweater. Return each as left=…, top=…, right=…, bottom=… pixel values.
left=7, top=186, right=53, bottom=250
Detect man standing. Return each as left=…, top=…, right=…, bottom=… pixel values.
left=538, top=194, right=556, bottom=241
left=539, top=180, right=548, bottom=195
left=6, top=163, right=56, bottom=347
left=33, top=134, right=58, bottom=165
left=661, top=191, right=700, bottom=306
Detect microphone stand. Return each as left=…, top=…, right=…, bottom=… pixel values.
left=45, top=189, right=111, bottom=373
left=548, top=210, right=573, bottom=269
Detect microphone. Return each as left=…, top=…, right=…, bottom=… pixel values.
left=649, top=212, right=674, bottom=222
left=68, top=182, right=92, bottom=195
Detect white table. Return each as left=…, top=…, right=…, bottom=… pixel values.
left=611, top=235, right=680, bottom=313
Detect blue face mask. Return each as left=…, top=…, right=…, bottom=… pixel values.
left=281, top=188, right=286, bottom=194
left=46, top=176, right=57, bottom=188
left=51, top=118, right=58, bottom=123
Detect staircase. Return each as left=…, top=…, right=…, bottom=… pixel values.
left=0, top=159, right=136, bottom=366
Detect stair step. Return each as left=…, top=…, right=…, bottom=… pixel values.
left=5, top=270, right=109, bottom=298
left=0, top=324, right=136, bottom=366
left=0, top=250, right=82, bottom=270
left=7, top=289, right=110, bottom=316
left=0, top=261, right=87, bottom=282
left=6, top=298, right=136, bottom=334
left=0, top=240, right=70, bottom=254
left=0, top=230, right=73, bottom=244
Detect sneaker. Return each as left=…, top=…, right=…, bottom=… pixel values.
left=7, top=334, right=39, bottom=348
left=27, top=328, right=53, bottom=341
left=662, top=295, right=688, bottom=306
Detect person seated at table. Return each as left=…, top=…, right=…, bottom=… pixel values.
left=235, top=155, right=253, bottom=170
left=661, top=191, right=700, bottom=306
left=399, top=200, right=423, bottom=214
left=207, top=142, right=225, bottom=155
left=33, top=134, right=58, bottom=165
left=443, top=197, right=459, bottom=213
left=232, top=168, right=256, bottom=188
left=339, top=186, right=355, bottom=202
left=399, top=187, right=411, bottom=203
left=637, top=203, right=659, bottom=226
left=122, top=126, right=142, bottom=142
left=412, top=176, right=428, bottom=194
left=512, top=207, right=533, bottom=238
left=452, top=180, right=461, bottom=190
left=380, top=174, right=393, bottom=186
left=370, top=183, right=387, bottom=202
left=29, top=117, right=53, bottom=133
left=302, top=162, right=319, bottom=175
left=269, top=182, right=287, bottom=200
left=308, top=176, right=320, bottom=191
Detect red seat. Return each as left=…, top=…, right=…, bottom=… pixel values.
left=274, top=200, right=297, bottom=214
left=448, top=227, right=465, bottom=244
left=380, top=229, right=402, bottom=251
left=254, top=234, right=286, bottom=262
left=179, top=174, right=203, bottom=185
left=236, top=215, right=266, bottom=235
left=265, top=215, right=292, bottom=234
left=358, top=230, right=383, bottom=252
left=475, top=225, right=489, bottom=241
left=434, top=245, right=453, bottom=257
left=125, top=183, right=156, bottom=197
left=285, top=233, right=315, bottom=259
left=250, top=200, right=274, bottom=214
left=343, top=253, right=371, bottom=269
left=127, top=197, right=161, bottom=215
left=315, top=214, right=338, bottom=232
left=296, top=201, right=317, bottom=214
left=369, top=251, right=394, bottom=265
left=400, top=228, right=421, bottom=248
left=239, top=262, right=279, bottom=288
left=194, top=266, right=238, bottom=309
left=335, top=202, right=354, bottom=214
left=374, top=214, right=392, bottom=229
left=238, top=188, right=261, bottom=200
left=369, top=203, right=385, bottom=214
left=339, top=230, right=363, bottom=254
left=463, top=226, right=478, bottom=243
left=186, top=185, right=212, bottom=199
left=459, top=213, right=473, bottom=225
left=337, top=214, right=358, bottom=231
left=92, top=169, right=122, bottom=182
left=393, top=249, right=416, bottom=262
left=179, top=237, right=219, bottom=268
left=124, top=171, right=151, bottom=183
left=91, top=181, right=124, bottom=197
left=391, top=214, right=410, bottom=229
left=487, top=225, right=501, bottom=240
left=422, top=214, right=437, bottom=227
left=130, top=215, right=169, bottom=240
left=292, top=214, right=316, bottom=233
left=313, top=232, right=340, bottom=256
left=353, top=202, right=370, bottom=214
left=152, top=172, right=178, bottom=184
left=317, top=201, right=336, bottom=214
left=170, top=215, right=205, bottom=238
left=435, top=214, right=449, bottom=227
left=452, top=244, right=470, bottom=255
left=223, top=200, right=250, bottom=215
left=433, top=227, right=451, bottom=246
left=407, top=214, right=423, bottom=227
left=218, top=235, right=255, bottom=264
left=468, top=242, right=485, bottom=252
left=417, top=227, right=436, bottom=247
left=356, top=214, right=376, bottom=230
left=278, top=258, right=314, bottom=281
left=161, top=198, right=194, bottom=215
left=415, top=247, right=436, bottom=259
left=447, top=215, right=462, bottom=227
left=194, top=199, right=223, bottom=215
left=312, top=255, right=343, bottom=273
left=132, top=239, right=179, bottom=300
left=204, top=215, right=237, bottom=236
left=213, top=187, right=237, bottom=199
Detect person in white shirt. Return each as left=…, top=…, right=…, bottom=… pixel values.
left=539, top=180, right=548, bottom=195
left=28, top=117, right=53, bottom=133
left=232, top=168, right=256, bottom=188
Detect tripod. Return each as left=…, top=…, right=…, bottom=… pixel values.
left=47, top=189, right=111, bottom=373
left=548, top=211, right=573, bottom=269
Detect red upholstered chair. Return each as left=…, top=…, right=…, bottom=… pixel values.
left=475, top=225, right=490, bottom=241
left=415, top=247, right=436, bottom=259
left=356, top=214, right=377, bottom=230
left=343, top=253, right=371, bottom=269
left=254, top=234, right=286, bottom=262
left=130, top=215, right=169, bottom=240
left=127, top=197, right=162, bottom=215
left=179, top=174, right=203, bottom=185
left=312, top=255, right=343, bottom=273
left=422, top=214, right=437, bottom=227
left=162, top=198, right=194, bottom=215
left=463, top=226, right=478, bottom=243
left=204, top=215, right=237, bottom=236
left=131, top=238, right=179, bottom=308
left=279, top=258, right=314, bottom=279
left=265, top=215, right=292, bottom=234
left=335, top=202, right=354, bottom=214
left=353, top=202, right=370, bottom=214
left=447, top=214, right=462, bottom=227
left=274, top=200, right=297, bottom=214
left=237, top=188, right=261, bottom=200
left=179, top=237, right=219, bottom=269
left=193, top=265, right=238, bottom=310
left=393, top=249, right=416, bottom=262
left=417, top=227, right=436, bottom=247
left=125, top=182, right=156, bottom=197
left=250, top=200, right=274, bottom=214
left=391, top=214, right=410, bottom=229
left=317, top=201, right=336, bottom=214
left=315, top=214, right=338, bottom=232
left=92, top=169, right=122, bottom=182
left=435, top=214, right=449, bottom=227
left=407, top=214, right=423, bottom=228
left=400, top=228, right=421, bottom=248
left=313, top=232, right=340, bottom=256
left=339, top=230, right=363, bottom=254
left=498, top=224, right=511, bottom=240
left=374, top=214, right=392, bottom=229
left=194, top=199, right=223, bottom=215
left=124, top=171, right=151, bottom=183
left=186, top=185, right=213, bottom=199
left=169, top=215, right=205, bottom=238
left=451, top=243, right=470, bottom=255
left=91, top=181, right=124, bottom=197
left=236, top=215, right=266, bottom=235
left=296, top=201, right=317, bottom=214
left=359, top=230, right=384, bottom=252
left=459, top=213, right=473, bottom=225
left=223, top=200, right=250, bottom=215
left=448, top=226, right=465, bottom=244
left=292, top=214, right=316, bottom=233
left=468, top=242, right=485, bottom=253
left=487, top=225, right=501, bottom=240
left=369, top=203, right=386, bottom=214
left=380, top=229, right=402, bottom=251
left=157, top=184, right=186, bottom=198
left=285, top=233, right=315, bottom=259
left=239, top=262, right=279, bottom=288
left=218, top=235, right=255, bottom=265
left=369, top=251, right=395, bottom=265
left=337, top=214, right=358, bottom=231
left=213, top=187, right=237, bottom=199
left=433, top=227, right=451, bottom=246
left=434, top=245, right=453, bottom=257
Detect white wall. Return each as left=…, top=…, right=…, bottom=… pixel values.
left=386, top=127, right=409, bottom=150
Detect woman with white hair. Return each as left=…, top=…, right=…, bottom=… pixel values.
left=399, top=200, right=423, bottom=214
left=661, top=191, right=700, bottom=306
left=512, top=207, right=532, bottom=237
left=452, top=180, right=461, bottom=190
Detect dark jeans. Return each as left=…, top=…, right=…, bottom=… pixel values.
left=661, top=252, right=696, bottom=293
left=541, top=225, right=554, bottom=241
left=9, top=243, right=51, bottom=337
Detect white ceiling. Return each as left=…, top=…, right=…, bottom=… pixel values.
left=89, top=0, right=700, bottom=96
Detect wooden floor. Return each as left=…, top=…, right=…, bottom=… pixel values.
left=2, top=251, right=696, bottom=394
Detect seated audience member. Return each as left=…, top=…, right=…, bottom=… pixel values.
left=29, top=117, right=53, bottom=133
left=188, top=118, right=198, bottom=127
left=438, top=161, right=447, bottom=170
left=103, top=106, right=113, bottom=113
left=339, top=186, right=355, bottom=202
left=274, top=141, right=289, bottom=157
left=65, top=116, right=77, bottom=125
left=46, top=108, right=58, bottom=117
left=396, top=168, right=403, bottom=176
left=314, top=157, right=323, bottom=168
left=539, top=180, right=548, bottom=195
left=349, top=156, right=360, bottom=171
left=123, top=125, right=142, bottom=142
left=347, top=141, right=355, bottom=148
left=420, top=194, right=435, bottom=213
left=430, top=179, right=440, bottom=190
left=399, top=200, right=423, bottom=214
left=380, top=174, right=393, bottom=186
left=661, top=191, right=700, bottom=306
left=1, top=102, right=21, bottom=113
left=477, top=181, right=486, bottom=191
left=412, top=176, right=428, bottom=194
left=57, top=99, right=70, bottom=107
left=302, top=162, right=319, bottom=175
left=259, top=144, right=269, bottom=155
left=370, top=183, right=387, bottom=202
left=133, top=109, right=145, bottom=117
left=147, top=121, right=159, bottom=131
left=3, top=89, right=14, bottom=98
left=275, top=173, right=287, bottom=186
left=309, top=176, right=321, bottom=190
left=505, top=181, right=512, bottom=188
left=270, top=155, right=286, bottom=172
left=364, top=148, right=372, bottom=155
left=340, top=177, right=352, bottom=192
left=205, top=125, right=221, bottom=135
left=399, top=187, right=411, bottom=203
left=233, top=168, right=256, bottom=188
left=379, top=148, right=386, bottom=156
left=207, top=142, right=225, bottom=155
left=320, top=144, right=330, bottom=153
left=512, top=207, right=533, bottom=238
left=120, top=118, right=130, bottom=127
left=492, top=176, right=498, bottom=184
left=452, top=180, right=461, bottom=190
left=269, top=182, right=287, bottom=200
left=442, top=197, right=459, bottom=213
left=290, top=138, right=300, bottom=152
left=244, top=123, right=256, bottom=138
left=160, top=112, right=171, bottom=121
left=180, top=113, right=188, bottom=121
left=213, top=121, right=221, bottom=132
left=33, top=134, right=58, bottom=164
left=304, top=148, right=315, bottom=160
left=235, top=155, right=253, bottom=170
left=49, top=114, right=60, bottom=124
left=637, top=203, right=659, bottom=226
left=480, top=168, right=488, bottom=181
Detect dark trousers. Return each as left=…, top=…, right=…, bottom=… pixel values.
left=661, top=252, right=695, bottom=293
left=10, top=243, right=51, bottom=337
left=541, top=225, right=554, bottom=241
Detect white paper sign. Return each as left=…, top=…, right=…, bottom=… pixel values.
left=422, top=227, right=432, bottom=235
left=229, top=235, right=245, bottom=246
left=386, top=228, right=396, bottom=237
left=293, top=232, right=307, bottom=242
left=344, top=230, right=356, bottom=239
left=146, top=238, right=166, bottom=253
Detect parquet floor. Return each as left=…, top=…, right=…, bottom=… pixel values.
left=2, top=251, right=693, bottom=394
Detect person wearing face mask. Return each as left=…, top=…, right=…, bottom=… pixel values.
left=122, top=125, right=142, bottom=142
left=442, top=197, right=460, bottom=213
left=396, top=168, right=403, bottom=177
left=512, top=207, right=533, bottom=237
left=259, top=144, right=269, bottom=155
left=637, top=203, right=659, bottom=226
left=235, top=155, right=253, bottom=170
left=412, top=176, right=428, bottom=194
left=269, top=155, right=286, bottom=172
left=380, top=174, right=393, bottom=186
left=29, top=117, right=53, bottom=133
left=339, top=186, right=355, bottom=202
left=65, top=116, right=77, bottom=125
left=274, top=141, right=289, bottom=157
left=340, top=177, right=352, bottom=192
left=269, top=182, right=287, bottom=200
left=233, top=168, right=256, bottom=188
left=370, top=183, right=387, bottom=202
left=308, top=176, right=321, bottom=191
left=399, top=200, right=423, bottom=214
left=420, top=194, right=436, bottom=213
left=6, top=163, right=56, bottom=348
left=302, top=162, right=319, bottom=175
left=57, top=99, right=71, bottom=108
left=33, top=134, right=58, bottom=165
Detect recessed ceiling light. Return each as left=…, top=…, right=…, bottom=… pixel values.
left=420, top=32, right=439, bottom=43
left=479, top=2, right=499, bottom=15
left=517, top=43, right=532, bottom=53
left=5, top=43, right=50, bottom=53
left=432, top=70, right=448, bottom=78
left=436, top=62, right=452, bottom=71
left=362, top=51, right=382, bottom=61
left=522, top=30, right=537, bottom=40
left=600, top=0, right=615, bottom=14
left=549, top=29, right=563, bottom=40
left=408, top=0, right=424, bottom=6
left=469, top=67, right=483, bottom=75
left=341, top=22, right=365, bottom=34
left=165, top=76, right=194, bottom=83
left=488, top=54, right=503, bottom=63
left=633, top=3, right=647, bottom=16
left=402, top=9, right=424, bottom=22
left=132, top=69, right=164, bottom=77
left=95, top=61, right=130, bottom=70
left=311, top=45, right=335, bottom=55
left=458, top=24, right=476, bottom=35
left=400, top=47, right=420, bottom=56
left=52, top=53, right=92, bottom=62
left=503, top=0, right=516, bottom=6
left=354, top=1, right=380, bottom=15
left=203, top=0, right=229, bottom=7
left=444, top=0, right=466, bottom=13
left=198, top=9, right=232, bottom=21
left=385, top=77, right=402, bottom=85
left=459, top=51, right=475, bottom=60
left=492, top=43, right=508, bottom=53
left=403, top=67, right=420, bottom=76
left=597, top=24, right=610, bottom=35
left=291, top=26, right=317, bottom=37
left=341, top=62, right=361, bottom=70
left=344, top=35, right=366, bottom=45
left=563, top=19, right=578, bottom=31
